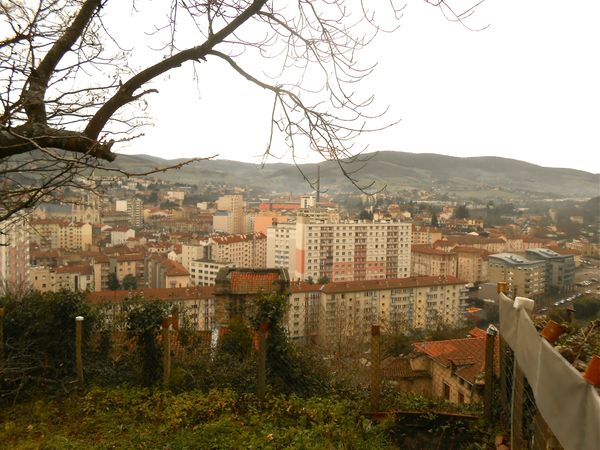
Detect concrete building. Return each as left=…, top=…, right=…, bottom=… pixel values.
left=411, top=226, right=443, bottom=246
left=210, top=233, right=267, bottom=269
left=487, top=253, right=546, bottom=299
left=266, top=221, right=296, bottom=274
left=453, top=246, right=489, bottom=284
left=214, top=194, right=244, bottom=234
left=269, top=217, right=411, bottom=282
left=525, top=248, right=575, bottom=294
left=88, top=286, right=215, bottom=331
left=29, top=219, right=93, bottom=251
left=31, top=264, right=94, bottom=292
left=189, top=260, right=233, bottom=286
left=146, top=256, right=190, bottom=289
left=287, top=276, right=468, bottom=345
left=0, top=216, right=31, bottom=296
left=411, top=245, right=458, bottom=278
left=109, top=227, right=135, bottom=246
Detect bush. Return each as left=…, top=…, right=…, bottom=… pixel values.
left=0, top=290, right=101, bottom=399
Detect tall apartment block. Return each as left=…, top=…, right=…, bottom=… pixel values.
left=213, top=194, right=244, bottom=234
left=268, top=217, right=411, bottom=282
left=0, top=215, right=31, bottom=296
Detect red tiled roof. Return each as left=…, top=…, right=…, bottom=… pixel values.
left=55, top=264, right=93, bottom=275
left=165, top=260, right=189, bottom=277
left=87, top=286, right=215, bottom=304
left=307, top=276, right=466, bottom=295
left=452, top=246, right=490, bottom=256
left=230, top=271, right=280, bottom=293
left=412, top=245, right=454, bottom=256
left=414, top=334, right=499, bottom=384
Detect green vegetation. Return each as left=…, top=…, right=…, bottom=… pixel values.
left=0, top=387, right=392, bottom=449
left=0, top=291, right=493, bottom=449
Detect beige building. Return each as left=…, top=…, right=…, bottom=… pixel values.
left=488, top=253, right=546, bottom=299
left=214, top=194, right=244, bottom=234
left=411, top=245, right=457, bottom=278
left=453, top=246, right=489, bottom=284
left=210, top=233, right=267, bottom=269
left=269, top=218, right=412, bottom=283
left=146, top=256, right=190, bottom=289
left=87, top=286, right=215, bottom=331
left=0, top=215, right=30, bottom=295
left=189, top=260, right=233, bottom=286
left=29, top=219, right=92, bottom=251
left=287, top=276, right=468, bottom=345
left=92, top=254, right=145, bottom=291
left=411, top=226, right=443, bottom=246
left=31, top=264, right=94, bottom=292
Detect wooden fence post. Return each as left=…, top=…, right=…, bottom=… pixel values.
left=163, top=315, right=172, bottom=386
left=484, top=324, right=497, bottom=423
left=75, top=316, right=84, bottom=387
left=0, top=307, right=5, bottom=360
left=370, top=324, right=381, bottom=411
left=257, top=322, right=268, bottom=400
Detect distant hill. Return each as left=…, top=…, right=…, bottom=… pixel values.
left=108, top=151, right=599, bottom=199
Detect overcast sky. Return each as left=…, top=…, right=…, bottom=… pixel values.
left=114, top=0, right=600, bottom=174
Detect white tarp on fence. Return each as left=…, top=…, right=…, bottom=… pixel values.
left=499, top=293, right=600, bottom=450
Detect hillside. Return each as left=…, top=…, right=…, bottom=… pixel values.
left=108, top=151, right=599, bottom=198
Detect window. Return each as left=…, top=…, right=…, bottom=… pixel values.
left=458, top=392, right=465, bottom=404
left=443, top=382, right=450, bottom=400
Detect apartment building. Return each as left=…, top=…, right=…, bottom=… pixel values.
left=453, top=246, right=489, bottom=284
left=31, top=264, right=94, bottom=292
left=87, top=286, right=215, bottom=331
left=189, top=260, right=233, bottom=286
left=109, top=227, right=135, bottom=246
left=214, top=194, right=244, bottom=234
left=181, top=242, right=212, bottom=270
left=411, top=226, right=442, bottom=246
left=0, top=216, right=30, bottom=295
left=525, top=248, right=575, bottom=294
left=487, top=253, right=546, bottom=299
left=269, top=217, right=411, bottom=282
left=287, top=276, right=468, bottom=345
left=29, top=219, right=93, bottom=250
left=266, top=221, right=296, bottom=274
left=210, top=233, right=267, bottom=268
left=92, top=253, right=145, bottom=291
left=411, top=245, right=458, bottom=278
left=146, top=256, right=190, bottom=289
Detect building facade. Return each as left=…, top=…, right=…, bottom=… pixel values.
left=488, top=253, right=546, bottom=299
left=269, top=218, right=411, bottom=282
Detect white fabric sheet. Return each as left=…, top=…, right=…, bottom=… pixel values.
left=499, top=292, right=600, bottom=450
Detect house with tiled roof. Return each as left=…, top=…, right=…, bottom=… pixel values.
left=411, top=329, right=499, bottom=404
left=213, top=267, right=290, bottom=327
left=146, top=255, right=190, bottom=289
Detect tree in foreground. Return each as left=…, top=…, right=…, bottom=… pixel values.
left=0, top=0, right=484, bottom=225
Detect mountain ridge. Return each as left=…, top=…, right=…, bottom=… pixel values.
left=109, top=151, right=599, bottom=199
